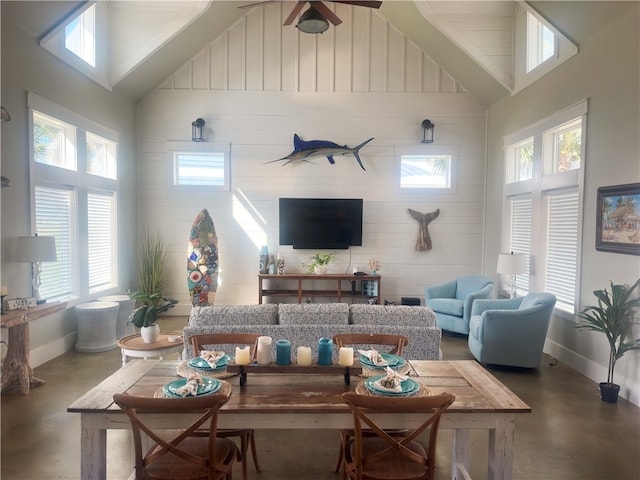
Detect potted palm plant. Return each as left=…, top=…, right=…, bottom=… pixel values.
left=129, top=231, right=177, bottom=343
left=577, top=278, right=640, bottom=403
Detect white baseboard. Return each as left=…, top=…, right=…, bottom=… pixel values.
left=544, top=339, right=640, bottom=407
left=30, top=333, right=78, bottom=368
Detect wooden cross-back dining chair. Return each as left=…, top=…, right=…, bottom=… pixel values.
left=113, top=392, right=237, bottom=480
left=332, top=333, right=409, bottom=356
left=189, top=333, right=262, bottom=480
left=332, top=332, right=410, bottom=473
left=341, top=391, right=456, bottom=480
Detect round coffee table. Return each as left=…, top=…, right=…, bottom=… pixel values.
left=117, top=332, right=184, bottom=366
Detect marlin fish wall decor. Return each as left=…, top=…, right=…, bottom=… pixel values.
left=267, top=134, right=374, bottom=171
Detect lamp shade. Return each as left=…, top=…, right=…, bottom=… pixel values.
left=296, top=6, right=329, bottom=34
left=15, top=236, right=57, bottom=262
left=497, top=253, right=527, bottom=275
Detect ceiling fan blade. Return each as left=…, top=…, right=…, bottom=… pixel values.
left=311, top=1, right=343, bottom=26
left=329, top=1, right=382, bottom=8
left=284, top=2, right=307, bottom=25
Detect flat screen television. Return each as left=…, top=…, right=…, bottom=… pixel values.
left=279, top=198, right=363, bottom=249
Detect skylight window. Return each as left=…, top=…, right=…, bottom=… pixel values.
left=526, top=12, right=555, bottom=73
left=65, top=4, right=96, bottom=67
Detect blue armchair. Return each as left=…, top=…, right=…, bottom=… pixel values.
left=467, top=293, right=556, bottom=368
left=424, top=275, right=495, bottom=335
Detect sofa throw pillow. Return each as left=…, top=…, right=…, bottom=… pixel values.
left=189, top=304, right=279, bottom=327
left=278, top=303, right=350, bottom=326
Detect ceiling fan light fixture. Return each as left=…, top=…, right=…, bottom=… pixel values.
left=296, top=6, right=329, bottom=34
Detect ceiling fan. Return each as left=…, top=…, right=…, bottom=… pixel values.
left=240, top=1, right=383, bottom=34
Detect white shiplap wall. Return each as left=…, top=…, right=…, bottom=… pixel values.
left=137, top=4, right=487, bottom=313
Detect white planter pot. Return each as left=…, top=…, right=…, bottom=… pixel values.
left=140, top=324, right=160, bottom=343
left=314, top=265, right=328, bottom=275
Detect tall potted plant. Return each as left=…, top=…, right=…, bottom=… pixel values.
left=577, top=278, right=640, bottom=403
left=129, top=231, right=177, bottom=343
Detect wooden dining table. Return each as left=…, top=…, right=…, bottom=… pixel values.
left=67, top=359, right=530, bottom=480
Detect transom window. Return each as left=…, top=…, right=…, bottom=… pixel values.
left=505, top=138, right=533, bottom=184
left=33, top=111, right=77, bottom=171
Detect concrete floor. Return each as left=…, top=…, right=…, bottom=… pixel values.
left=2, top=316, right=639, bottom=480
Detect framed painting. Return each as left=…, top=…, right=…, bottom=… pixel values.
left=596, top=182, right=640, bottom=255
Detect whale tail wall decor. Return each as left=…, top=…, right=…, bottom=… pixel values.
left=267, top=134, right=374, bottom=170
left=408, top=208, right=440, bottom=251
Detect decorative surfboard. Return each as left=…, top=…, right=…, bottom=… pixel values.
left=187, top=209, right=218, bottom=306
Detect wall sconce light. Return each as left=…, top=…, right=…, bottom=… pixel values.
left=421, top=119, right=435, bottom=143
left=1, top=106, right=11, bottom=122
left=296, top=6, right=329, bottom=34
left=15, top=234, right=58, bottom=301
left=192, top=118, right=205, bottom=142
left=497, top=251, right=528, bottom=298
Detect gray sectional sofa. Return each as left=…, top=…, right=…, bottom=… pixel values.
left=182, top=303, right=442, bottom=361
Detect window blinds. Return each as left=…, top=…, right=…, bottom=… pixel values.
left=546, top=189, right=579, bottom=313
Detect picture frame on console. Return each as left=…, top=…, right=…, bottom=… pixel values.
left=595, top=182, right=640, bottom=256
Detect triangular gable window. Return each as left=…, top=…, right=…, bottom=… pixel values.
left=526, top=12, right=554, bottom=73
left=513, top=4, right=577, bottom=94
left=41, top=2, right=110, bottom=91
left=65, top=4, right=96, bottom=68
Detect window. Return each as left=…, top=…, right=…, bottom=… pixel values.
left=400, top=155, right=452, bottom=189
left=505, top=138, right=534, bottom=184
left=169, top=142, right=231, bottom=191
left=174, top=152, right=227, bottom=187
left=508, top=196, right=532, bottom=296
left=526, top=11, right=555, bottom=73
left=87, top=132, right=117, bottom=179
left=28, top=93, right=119, bottom=303
left=545, top=189, right=579, bottom=312
left=544, top=118, right=582, bottom=174
left=502, top=100, right=586, bottom=318
left=65, top=3, right=96, bottom=68
left=33, top=111, right=76, bottom=171
left=396, top=146, right=456, bottom=192
left=35, top=186, right=77, bottom=300
left=512, top=4, right=577, bottom=95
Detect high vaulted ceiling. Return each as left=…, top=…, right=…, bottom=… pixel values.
left=2, top=1, right=637, bottom=105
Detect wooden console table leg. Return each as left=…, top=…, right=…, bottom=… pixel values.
left=1, top=322, right=45, bottom=395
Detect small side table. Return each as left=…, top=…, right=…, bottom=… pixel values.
left=117, top=332, right=184, bottom=366
left=97, top=294, right=135, bottom=340
left=75, top=301, right=119, bottom=353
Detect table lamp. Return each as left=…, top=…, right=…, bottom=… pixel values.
left=15, top=234, right=57, bottom=301
left=497, top=252, right=527, bottom=298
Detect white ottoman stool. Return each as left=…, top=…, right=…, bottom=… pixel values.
left=98, top=295, right=136, bottom=340
left=75, top=301, right=119, bottom=353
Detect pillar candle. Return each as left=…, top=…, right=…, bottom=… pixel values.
left=338, top=347, right=354, bottom=366
left=256, top=336, right=272, bottom=365
left=235, top=346, right=251, bottom=365
left=276, top=339, right=291, bottom=365
left=318, top=337, right=333, bottom=366
left=297, top=346, right=312, bottom=366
